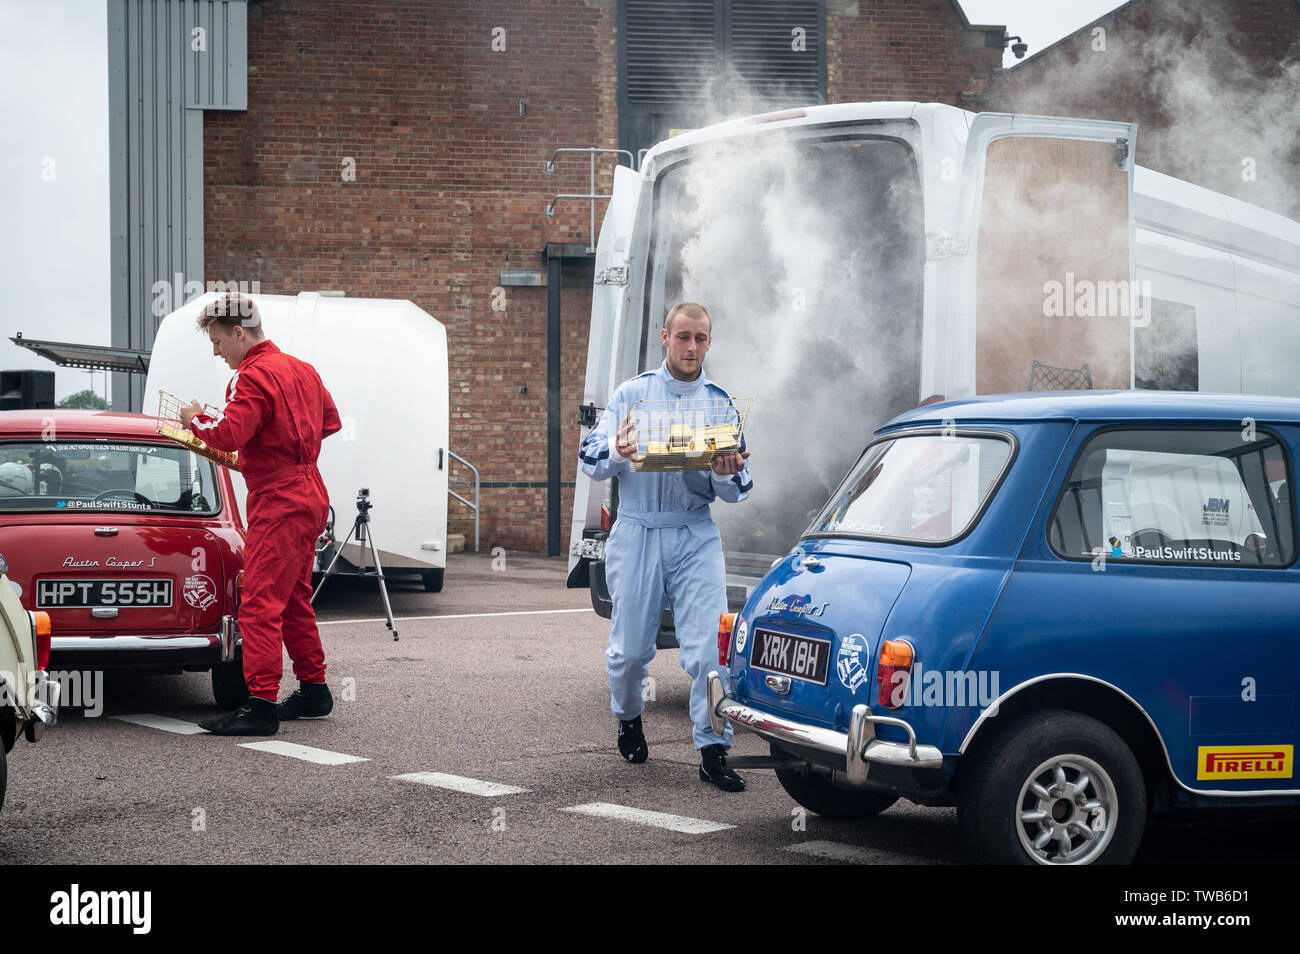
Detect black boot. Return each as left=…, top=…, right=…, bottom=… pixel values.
left=699, top=743, right=745, bottom=792
left=617, top=715, right=648, bottom=763
left=278, top=681, right=334, bottom=720
left=200, top=696, right=279, bottom=736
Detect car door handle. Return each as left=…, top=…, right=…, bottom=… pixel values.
left=92, top=608, right=119, bottom=619
left=94, top=527, right=119, bottom=536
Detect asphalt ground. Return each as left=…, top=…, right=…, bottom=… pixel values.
left=1, top=551, right=1295, bottom=866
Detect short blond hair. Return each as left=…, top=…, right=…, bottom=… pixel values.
left=197, top=293, right=263, bottom=334
left=664, top=301, right=712, bottom=333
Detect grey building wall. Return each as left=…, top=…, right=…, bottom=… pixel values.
left=107, top=0, right=247, bottom=411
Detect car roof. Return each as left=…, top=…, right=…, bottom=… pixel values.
left=0, top=409, right=163, bottom=439
left=883, top=391, right=1300, bottom=432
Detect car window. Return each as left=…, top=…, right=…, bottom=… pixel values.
left=0, top=441, right=220, bottom=515
left=809, top=433, right=1013, bottom=543
left=1049, top=428, right=1295, bottom=567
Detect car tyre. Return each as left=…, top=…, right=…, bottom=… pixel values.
left=958, top=709, right=1146, bottom=865
left=772, top=746, right=899, bottom=819
left=422, top=568, right=444, bottom=593
left=211, top=650, right=250, bottom=709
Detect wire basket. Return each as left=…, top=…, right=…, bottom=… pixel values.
left=626, top=397, right=752, bottom=472
left=155, top=390, right=241, bottom=471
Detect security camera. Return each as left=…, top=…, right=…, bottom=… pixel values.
left=1006, top=35, right=1028, bottom=59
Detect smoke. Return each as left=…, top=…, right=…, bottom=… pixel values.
left=1000, top=3, right=1300, bottom=219
left=646, top=91, right=925, bottom=556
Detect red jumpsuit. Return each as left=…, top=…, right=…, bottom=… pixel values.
left=189, top=341, right=341, bottom=701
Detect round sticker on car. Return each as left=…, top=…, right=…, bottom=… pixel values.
left=837, top=633, right=868, bottom=694
left=735, top=619, right=748, bottom=654
left=183, top=573, right=218, bottom=611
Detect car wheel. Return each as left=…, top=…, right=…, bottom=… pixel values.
left=958, top=709, right=1146, bottom=865
left=422, top=568, right=444, bottom=593
left=211, top=650, right=250, bottom=709
left=773, top=746, right=899, bottom=819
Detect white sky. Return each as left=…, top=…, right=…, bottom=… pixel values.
left=0, top=0, right=1127, bottom=403
left=0, top=0, right=110, bottom=404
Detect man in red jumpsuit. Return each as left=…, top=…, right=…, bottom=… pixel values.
left=180, top=294, right=341, bottom=736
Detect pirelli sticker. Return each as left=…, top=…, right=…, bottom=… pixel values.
left=1196, top=745, right=1293, bottom=781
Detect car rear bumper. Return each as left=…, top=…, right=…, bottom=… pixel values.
left=49, top=615, right=237, bottom=669
left=22, top=669, right=60, bottom=741
left=707, top=670, right=944, bottom=786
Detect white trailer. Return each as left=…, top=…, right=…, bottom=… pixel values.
left=569, top=101, right=1300, bottom=615
left=145, top=291, right=451, bottom=591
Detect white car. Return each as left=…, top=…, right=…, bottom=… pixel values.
left=0, top=552, right=57, bottom=813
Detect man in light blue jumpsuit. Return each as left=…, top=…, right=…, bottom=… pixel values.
left=579, top=302, right=752, bottom=792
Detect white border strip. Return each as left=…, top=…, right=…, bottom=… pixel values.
left=239, top=741, right=369, bottom=765
left=319, top=608, right=594, bottom=626
left=390, top=772, right=529, bottom=797
left=561, top=802, right=734, bottom=834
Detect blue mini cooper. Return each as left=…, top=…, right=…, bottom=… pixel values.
left=708, top=392, right=1298, bottom=864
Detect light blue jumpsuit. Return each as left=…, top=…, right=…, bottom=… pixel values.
left=580, top=361, right=752, bottom=750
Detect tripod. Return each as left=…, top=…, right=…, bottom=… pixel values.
left=311, top=488, right=399, bottom=640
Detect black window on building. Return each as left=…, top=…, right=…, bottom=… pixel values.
left=619, top=0, right=827, bottom=163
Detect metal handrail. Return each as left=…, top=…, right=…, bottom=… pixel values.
left=447, top=449, right=480, bottom=552
left=545, top=147, right=636, bottom=251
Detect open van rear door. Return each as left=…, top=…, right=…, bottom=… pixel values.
left=567, top=163, right=641, bottom=585
left=953, top=113, right=1139, bottom=398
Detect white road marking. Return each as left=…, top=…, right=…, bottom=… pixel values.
left=239, top=741, right=369, bottom=765
left=390, top=772, right=529, bottom=797
left=318, top=607, right=593, bottom=626
left=561, top=802, right=734, bottom=834
left=785, top=840, right=880, bottom=863
left=113, top=714, right=208, bottom=735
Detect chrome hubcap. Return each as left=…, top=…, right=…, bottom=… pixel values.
left=1015, top=754, right=1116, bottom=864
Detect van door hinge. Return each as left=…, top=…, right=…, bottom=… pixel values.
left=1114, top=139, right=1129, bottom=169
left=578, top=403, right=603, bottom=427
left=594, top=265, right=628, bottom=286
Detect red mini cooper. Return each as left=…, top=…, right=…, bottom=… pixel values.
left=0, top=410, right=247, bottom=707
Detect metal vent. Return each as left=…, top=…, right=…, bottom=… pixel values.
left=729, top=0, right=822, bottom=105
left=625, top=0, right=716, bottom=104
left=624, top=0, right=823, bottom=107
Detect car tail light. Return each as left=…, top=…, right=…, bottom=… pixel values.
left=29, top=611, right=51, bottom=670
left=877, top=639, right=914, bottom=709
left=718, top=612, right=736, bottom=666
left=600, top=506, right=611, bottom=532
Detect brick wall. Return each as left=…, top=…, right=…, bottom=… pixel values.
left=205, top=0, right=618, bottom=552
left=827, top=0, right=1004, bottom=107
left=980, top=0, right=1300, bottom=219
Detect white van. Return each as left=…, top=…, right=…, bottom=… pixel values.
left=569, top=101, right=1300, bottom=622
left=145, top=292, right=451, bottom=591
